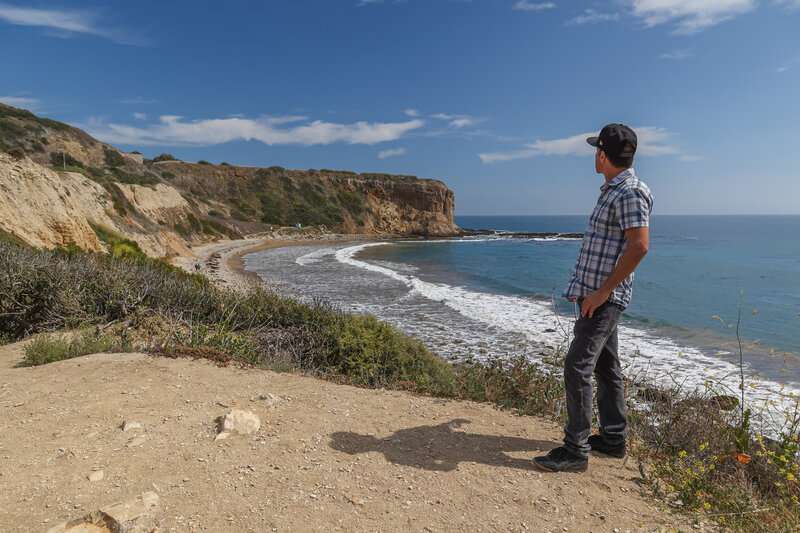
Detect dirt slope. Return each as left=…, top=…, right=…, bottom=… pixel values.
left=0, top=342, right=697, bottom=532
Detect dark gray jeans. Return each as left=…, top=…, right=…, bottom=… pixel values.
left=563, top=299, right=626, bottom=458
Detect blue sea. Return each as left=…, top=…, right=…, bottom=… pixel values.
left=244, top=215, right=800, bottom=432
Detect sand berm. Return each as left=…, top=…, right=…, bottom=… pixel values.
left=0, top=236, right=703, bottom=532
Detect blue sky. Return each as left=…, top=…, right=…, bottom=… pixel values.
left=1, top=1, right=799, bottom=215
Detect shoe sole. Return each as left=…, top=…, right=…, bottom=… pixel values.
left=591, top=449, right=626, bottom=459
left=532, top=459, right=588, bottom=473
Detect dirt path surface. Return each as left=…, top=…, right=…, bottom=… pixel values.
left=0, top=344, right=698, bottom=532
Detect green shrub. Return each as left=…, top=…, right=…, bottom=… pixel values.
left=0, top=105, right=70, bottom=130
left=220, top=162, right=230, bottom=166
left=7, top=146, right=25, bottom=160
left=230, top=209, right=250, bottom=222
left=322, top=313, right=456, bottom=394
left=103, top=148, right=125, bottom=167
left=50, top=151, right=84, bottom=169
left=208, top=210, right=222, bottom=218
left=20, top=329, right=134, bottom=367
left=197, top=160, right=211, bottom=165
left=320, top=169, right=357, bottom=175
left=186, top=213, right=202, bottom=232
left=109, top=167, right=159, bottom=187
left=173, top=223, right=190, bottom=238
left=337, top=189, right=366, bottom=216
left=153, top=153, right=177, bottom=162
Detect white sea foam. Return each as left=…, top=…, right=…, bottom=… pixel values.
left=333, top=242, right=800, bottom=435
left=295, top=247, right=335, bottom=266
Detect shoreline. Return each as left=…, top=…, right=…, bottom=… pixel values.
left=171, top=233, right=405, bottom=291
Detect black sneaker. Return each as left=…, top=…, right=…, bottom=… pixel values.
left=588, top=434, right=626, bottom=458
left=533, top=446, right=588, bottom=473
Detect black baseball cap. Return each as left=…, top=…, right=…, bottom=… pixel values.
left=587, top=123, right=637, bottom=158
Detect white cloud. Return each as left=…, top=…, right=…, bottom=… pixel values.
left=404, top=108, right=420, bottom=117
left=0, top=4, right=139, bottom=43
left=660, top=49, right=694, bottom=59
left=378, top=148, right=406, bottom=158
left=432, top=113, right=478, bottom=128
left=513, top=1, right=556, bottom=11
left=132, top=112, right=147, bottom=120
left=630, top=0, right=756, bottom=34
left=479, top=127, right=678, bottom=164
left=567, top=9, right=620, bottom=24
left=84, top=114, right=425, bottom=147
left=0, top=96, right=39, bottom=110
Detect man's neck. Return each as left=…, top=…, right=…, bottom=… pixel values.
left=603, top=166, right=630, bottom=183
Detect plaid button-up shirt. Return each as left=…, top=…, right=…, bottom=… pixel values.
left=563, top=168, right=653, bottom=308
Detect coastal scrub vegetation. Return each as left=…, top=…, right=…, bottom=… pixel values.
left=0, top=239, right=797, bottom=530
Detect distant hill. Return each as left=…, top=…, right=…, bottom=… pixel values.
left=0, top=103, right=460, bottom=256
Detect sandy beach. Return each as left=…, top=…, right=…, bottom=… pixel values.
left=171, top=234, right=396, bottom=292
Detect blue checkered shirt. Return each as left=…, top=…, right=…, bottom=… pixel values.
left=563, top=168, right=653, bottom=308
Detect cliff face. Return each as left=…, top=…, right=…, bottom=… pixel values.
left=330, top=173, right=456, bottom=235
left=0, top=102, right=461, bottom=256
left=0, top=154, right=190, bottom=256
left=0, top=154, right=110, bottom=251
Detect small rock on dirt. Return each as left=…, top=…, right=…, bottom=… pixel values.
left=122, top=421, right=141, bottom=432
left=221, top=410, right=260, bottom=435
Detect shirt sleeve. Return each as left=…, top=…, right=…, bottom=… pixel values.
left=615, top=187, right=652, bottom=230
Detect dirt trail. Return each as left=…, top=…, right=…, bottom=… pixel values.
left=0, top=343, right=700, bottom=532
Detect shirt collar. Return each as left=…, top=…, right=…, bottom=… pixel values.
left=600, top=168, right=635, bottom=193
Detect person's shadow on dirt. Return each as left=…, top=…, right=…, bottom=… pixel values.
left=329, top=419, right=557, bottom=472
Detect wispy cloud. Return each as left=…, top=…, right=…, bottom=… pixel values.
left=121, top=97, right=157, bottom=105
left=630, top=0, right=756, bottom=34
left=680, top=155, right=702, bottom=162
left=378, top=148, right=406, bottom=158
left=479, top=127, right=678, bottom=164
left=84, top=114, right=425, bottom=147
left=404, top=108, right=420, bottom=117
left=132, top=112, right=147, bottom=120
left=775, top=66, right=791, bottom=73
left=512, top=1, right=556, bottom=11
left=567, top=9, right=620, bottom=25
left=774, top=0, right=800, bottom=10
left=660, top=48, right=694, bottom=59
left=0, top=3, right=140, bottom=44
left=0, top=95, right=39, bottom=110
left=431, top=113, right=480, bottom=128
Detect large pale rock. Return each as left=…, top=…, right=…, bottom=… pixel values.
left=115, top=183, right=193, bottom=226
left=222, top=409, right=260, bottom=435
left=46, top=491, right=166, bottom=533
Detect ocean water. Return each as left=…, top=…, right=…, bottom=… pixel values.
left=243, top=215, right=800, bottom=433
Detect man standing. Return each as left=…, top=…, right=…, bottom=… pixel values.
left=534, top=124, right=653, bottom=473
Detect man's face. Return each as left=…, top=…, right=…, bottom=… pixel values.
left=595, top=147, right=603, bottom=174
